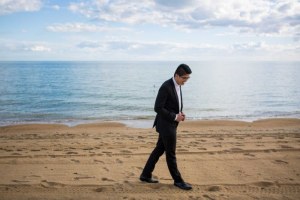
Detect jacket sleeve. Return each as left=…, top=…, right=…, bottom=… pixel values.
left=154, top=84, right=176, bottom=122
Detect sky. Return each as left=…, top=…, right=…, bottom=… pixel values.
left=0, top=0, right=299, bottom=61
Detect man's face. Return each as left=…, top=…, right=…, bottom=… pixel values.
left=175, top=74, right=190, bottom=85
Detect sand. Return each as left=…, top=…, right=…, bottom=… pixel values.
left=0, top=118, right=300, bottom=200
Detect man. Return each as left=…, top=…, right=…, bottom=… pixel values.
left=140, top=64, right=192, bottom=190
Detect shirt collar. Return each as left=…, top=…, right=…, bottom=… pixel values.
left=172, top=77, right=180, bottom=88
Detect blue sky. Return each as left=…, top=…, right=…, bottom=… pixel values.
left=0, top=0, right=299, bottom=61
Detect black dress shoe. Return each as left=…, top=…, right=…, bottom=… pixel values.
left=139, top=175, right=159, bottom=183
left=174, top=182, right=192, bottom=190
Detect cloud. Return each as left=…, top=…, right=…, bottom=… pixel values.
left=77, top=40, right=163, bottom=51
left=76, top=39, right=226, bottom=57
left=1, top=38, right=298, bottom=61
left=68, top=0, right=300, bottom=38
left=154, top=0, right=197, bottom=9
left=52, top=5, right=60, bottom=10
left=69, top=0, right=158, bottom=24
left=1, top=40, right=51, bottom=52
left=233, top=42, right=266, bottom=51
left=47, top=23, right=131, bottom=32
left=76, top=39, right=299, bottom=55
left=24, top=45, right=51, bottom=52
left=0, top=0, right=42, bottom=15
left=72, top=38, right=300, bottom=61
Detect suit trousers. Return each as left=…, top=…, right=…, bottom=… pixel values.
left=141, top=129, right=183, bottom=183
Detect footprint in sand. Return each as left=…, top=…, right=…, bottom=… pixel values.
left=40, top=180, right=65, bottom=188
left=103, top=167, right=109, bottom=172
left=74, top=175, right=95, bottom=180
left=94, top=187, right=106, bottom=192
left=83, top=147, right=94, bottom=151
left=94, top=159, right=104, bottom=164
left=53, top=149, right=62, bottom=152
left=273, top=159, right=289, bottom=164
left=116, top=158, right=123, bottom=163
left=177, top=148, right=188, bottom=152
left=101, top=177, right=114, bottom=182
left=256, top=144, right=265, bottom=147
left=253, top=181, right=274, bottom=188
left=280, top=145, right=293, bottom=149
left=120, top=150, right=132, bottom=154
left=30, top=149, right=41, bottom=152
left=213, top=144, right=222, bottom=147
left=11, top=153, right=22, bottom=155
left=235, top=136, right=244, bottom=140
left=203, top=194, right=215, bottom=200
left=244, top=153, right=256, bottom=157
left=11, top=180, right=30, bottom=183
left=66, top=151, right=78, bottom=155
left=230, top=148, right=243, bottom=151
left=207, top=185, right=222, bottom=192
left=145, top=184, right=164, bottom=190
left=27, top=175, right=41, bottom=178
left=125, top=172, right=135, bottom=179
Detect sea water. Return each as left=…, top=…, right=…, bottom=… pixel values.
left=0, top=61, right=299, bottom=127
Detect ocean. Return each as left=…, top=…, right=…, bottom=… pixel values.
left=0, top=61, right=299, bottom=127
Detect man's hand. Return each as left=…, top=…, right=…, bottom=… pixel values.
left=176, top=112, right=186, bottom=122
left=181, top=112, right=186, bottom=121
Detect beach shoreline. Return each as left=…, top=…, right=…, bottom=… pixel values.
left=1, top=117, right=300, bottom=129
left=1, top=118, right=300, bottom=199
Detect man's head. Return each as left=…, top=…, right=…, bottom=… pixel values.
left=174, top=64, right=192, bottom=85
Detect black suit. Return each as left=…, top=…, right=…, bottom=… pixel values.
left=141, top=78, right=184, bottom=183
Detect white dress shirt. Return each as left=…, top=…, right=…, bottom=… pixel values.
left=172, top=77, right=181, bottom=120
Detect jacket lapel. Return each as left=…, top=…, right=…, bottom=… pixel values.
left=170, top=78, right=180, bottom=111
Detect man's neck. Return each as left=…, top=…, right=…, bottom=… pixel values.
left=173, top=77, right=180, bottom=87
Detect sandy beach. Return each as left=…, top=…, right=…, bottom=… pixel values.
left=0, top=118, right=300, bottom=200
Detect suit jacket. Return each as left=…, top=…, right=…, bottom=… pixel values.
left=153, top=78, right=182, bottom=133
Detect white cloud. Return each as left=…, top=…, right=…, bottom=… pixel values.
left=77, top=40, right=167, bottom=51
left=232, top=42, right=266, bottom=51
left=69, top=0, right=157, bottom=24
left=47, top=23, right=131, bottom=32
left=0, top=0, right=42, bottom=15
left=25, top=45, right=51, bottom=52
left=52, top=5, right=60, bottom=10
left=155, top=0, right=197, bottom=10
left=232, top=41, right=300, bottom=57
left=0, top=40, right=51, bottom=52
left=76, top=39, right=227, bottom=56
left=68, top=0, right=300, bottom=38
left=73, top=38, right=300, bottom=61
left=0, top=38, right=298, bottom=61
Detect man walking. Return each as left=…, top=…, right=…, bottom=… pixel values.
left=140, top=64, right=192, bottom=190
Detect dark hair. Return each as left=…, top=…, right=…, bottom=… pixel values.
left=174, top=64, right=192, bottom=77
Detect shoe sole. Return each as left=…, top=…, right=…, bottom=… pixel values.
left=174, top=184, right=192, bottom=190
left=140, top=178, right=159, bottom=183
